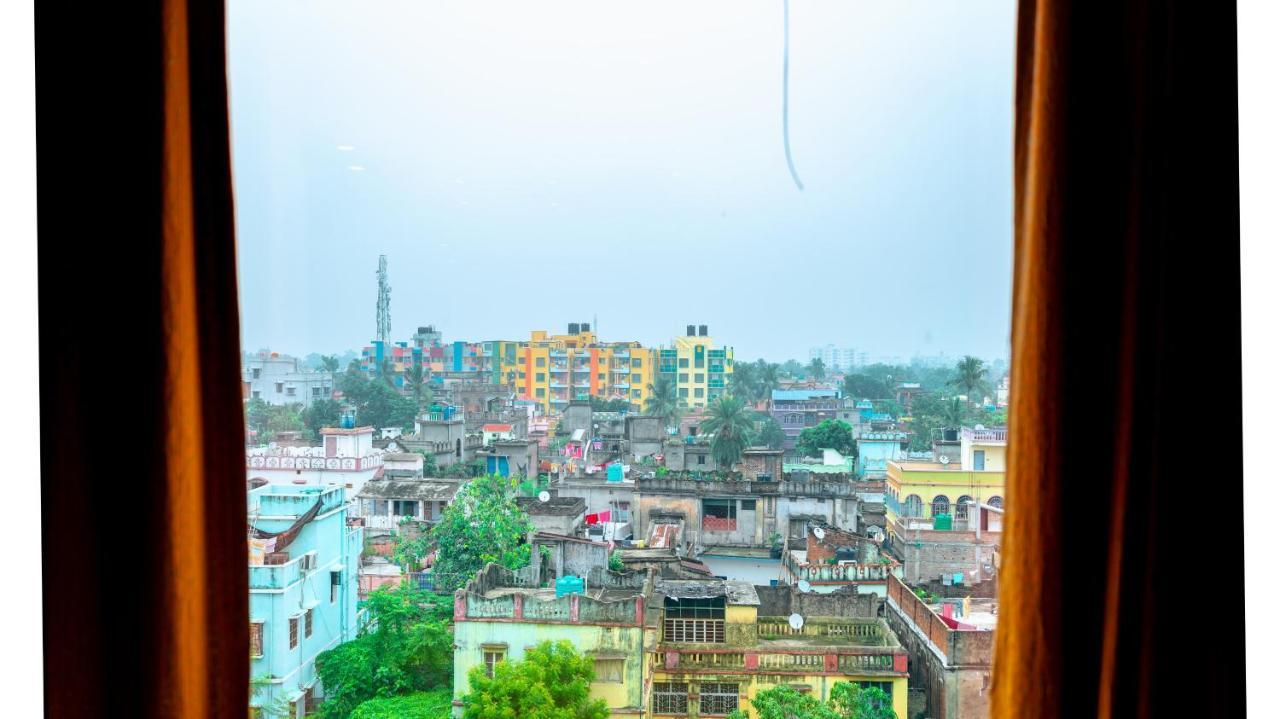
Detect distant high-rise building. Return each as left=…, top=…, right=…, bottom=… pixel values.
left=809, top=345, right=858, bottom=372
left=659, top=325, right=733, bottom=409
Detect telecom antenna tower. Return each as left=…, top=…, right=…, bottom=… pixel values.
left=376, top=254, right=391, bottom=347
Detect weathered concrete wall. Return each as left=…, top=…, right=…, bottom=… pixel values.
left=740, top=449, right=783, bottom=481
left=755, top=584, right=881, bottom=619
left=895, top=533, right=998, bottom=585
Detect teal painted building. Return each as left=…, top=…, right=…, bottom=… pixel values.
left=248, top=484, right=363, bottom=718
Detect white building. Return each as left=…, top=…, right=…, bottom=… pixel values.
left=244, top=351, right=334, bottom=407
left=809, top=345, right=859, bottom=372
left=247, top=426, right=385, bottom=499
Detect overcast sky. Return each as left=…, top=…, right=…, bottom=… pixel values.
left=227, top=0, right=1015, bottom=363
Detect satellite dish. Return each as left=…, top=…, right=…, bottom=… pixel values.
left=939, top=455, right=951, bottom=465
left=812, top=527, right=826, bottom=540
left=788, top=613, right=805, bottom=630
left=797, top=580, right=812, bottom=593
left=538, top=491, right=551, bottom=503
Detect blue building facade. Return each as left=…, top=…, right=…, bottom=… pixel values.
left=248, top=484, right=362, bottom=718
left=856, top=431, right=907, bottom=479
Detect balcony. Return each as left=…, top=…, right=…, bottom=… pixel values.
left=249, top=556, right=303, bottom=590
left=962, top=427, right=1008, bottom=443
left=550, top=381, right=567, bottom=388
left=550, top=365, right=568, bottom=373
left=613, top=383, right=630, bottom=390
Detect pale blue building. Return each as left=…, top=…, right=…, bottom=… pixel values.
left=856, top=430, right=908, bottom=479
left=248, top=483, right=362, bottom=718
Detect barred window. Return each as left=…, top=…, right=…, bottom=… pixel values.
left=652, top=682, right=688, bottom=714
left=288, top=616, right=299, bottom=649
left=699, top=682, right=739, bottom=715
left=304, top=609, right=314, bottom=638
left=483, top=647, right=506, bottom=677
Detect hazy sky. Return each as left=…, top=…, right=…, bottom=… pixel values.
left=228, top=1, right=1016, bottom=363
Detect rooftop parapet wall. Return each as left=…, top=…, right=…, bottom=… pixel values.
left=885, top=573, right=994, bottom=667
left=638, top=476, right=874, bottom=499
left=455, top=563, right=651, bottom=626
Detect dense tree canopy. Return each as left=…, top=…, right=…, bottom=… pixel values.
left=429, top=474, right=534, bottom=593
left=461, top=640, right=609, bottom=719
left=349, top=689, right=451, bottom=719
left=807, top=357, right=826, bottom=381
left=314, top=584, right=454, bottom=719
left=726, top=682, right=895, bottom=719
left=244, top=398, right=304, bottom=442
left=302, top=398, right=344, bottom=439
left=752, top=412, right=787, bottom=450
left=730, top=359, right=782, bottom=404
left=795, top=419, right=857, bottom=459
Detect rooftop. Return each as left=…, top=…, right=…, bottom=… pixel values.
left=515, top=495, right=587, bottom=516
left=656, top=579, right=760, bottom=606
left=356, top=479, right=460, bottom=502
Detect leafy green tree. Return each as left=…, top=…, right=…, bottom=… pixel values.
left=320, top=354, right=342, bottom=373
left=402, top=363, right=433, bottom=414
left=780, top=359, right=805, bottom=378
left=360, top=380, right=418, bottom=431
left=302, top=398, right=344, bottom=439
left=726, top=682, right=895, bottom=719
left=808, top=357, right=826, bottom=381
left=645, top=375, right=682, bottom=428
left=795, top=419, right=857, bottom=459
left=753, top=413, right=787, bottom=450
left=314, top=584, right=454, bottom=719
left=948, top=356, right=989, bottom=403
left=589, top=396, right=632, bottom=412
left=842, top=373, right=893, bottom=400
left=829, top=682, right=896, bottom=719
left=245, top=397, right=272, bottom=439
left=608, top=550, right=624, bottom=572
left=701, top=395, right=755, bottom=468
left=250, top=674, right=294, bottom=718
left=349, top=689, right=452, bottom=719
left=429, top=474, right=534, bottom=593
left=461, top=640, right=609, bottom=719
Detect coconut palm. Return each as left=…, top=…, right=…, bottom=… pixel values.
left=402, top=363, right=432, bottom=413
left=644, top=375, right=681, bottom=429
left=701, top=395, right=755, bottom=469
left=807, top=357, right=826, bottom=381
left=730, top=362, right=760, bottom=403
left=948, top=356, right=989, bottom=404
left=757, top=360, right=780, bottom=398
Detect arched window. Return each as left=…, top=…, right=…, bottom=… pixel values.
left=955, top=495, right=973, bottom=521
left=932, top=495, right=951, bottom=517
left=904, top=495, right=923, bottom=518
left=988, top=496, right=1003, bottom=509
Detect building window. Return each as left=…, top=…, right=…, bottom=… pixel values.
left=597, top=372, right=605, bottom=380
left=699, top=683, right=739, bottom=715
left=632, top=358, right=642, bottom=367
left=536, top=373, right=545, bottom=381
left=304, top=609, right=314, bottom=638
left=695, top=374, right=704, bottom=383
left=536, top=388, right=546, bottom=398
left=955, top=495, right=973, bottom=521
left=632, top=373, right=641, bottom=383
left=697, top=454, right=706, bottom=465
left=701, top=499, right=736, bottom=531
left=988, top=496, right=1003, bottom=508
left=973, top=449, right=986, bottom=470
left=695, top=355, right=704, bottom=368
left=632, top=389, right=641, bottom=398
left=393, top=500, right=418, bottom=517
left=312, top=386, right=322, bottom=396
left=275, top=382, right=284, bottom=393
left=518, top=371, right=526, bottom=379
left=740, top=499, right=756, bottom=511
left=652, top=682, right=688, bottom=714
left=252, top=368, right=262, bottom=379
left=288, top=616, right=299, bottom=649
left=593, top=658, right=624, bottom=683
left=252, top=390, right=261, bottom=399
left=931, top=495, right=951, bottom=517
left=904, top=495, right=923, bottom=517
left=679, top=373, right=689, bottom=383
left=250, top=621, right=264, bottom=657
left=285, top=386, right=296, bottom=396
left=694, top=388, right=704, bottom=398
left=853, top=681, right=893, bottom=710
left=679, top=388, right=689, bottom=398
left=483, top=646, right=507, bottom=677
left=536, top=356, right=546, bottom=367
left=679, top=358, right=689, bottom=368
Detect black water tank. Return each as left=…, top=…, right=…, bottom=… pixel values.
left=687, top=324, right=696, bottom=336
left=699, top=325, right=708, bottom=336
left=581, top=322, right=590, bottom=333
left=569, top=323, right=580, bottom=335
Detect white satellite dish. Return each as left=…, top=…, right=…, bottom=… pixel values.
left=538, top=491, right=551, bottom=503
left=939, top=455, right=951, bottom=465
left=812, top=527, right=826, bottom=540
left=797, top=580, right=812, bottom=593
left=788, top=613, right=805, bottom=630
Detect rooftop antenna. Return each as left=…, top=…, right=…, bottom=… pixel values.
left=376, top=254, right=391, bottom=348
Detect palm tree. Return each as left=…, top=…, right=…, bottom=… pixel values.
left=645, top=375, right=681, bottom=429
left=730, top=362, right=760, bottom=403
left=948, top=356, right=989, bottom=404
left=701, top=395, right=755, bottom=469
left=807, top=357, right=826, bottom=381
left=941, top=397, right=965, bottom=428
left=402, top=363, right=432, bottom=413
left=758, top=361, right=780, bottom=399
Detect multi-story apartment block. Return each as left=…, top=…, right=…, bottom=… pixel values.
left=658, top=325, right=733, bottom=409
left=883, top=426, right=1006, bottom=585
left=769, top=388, right=845, bottom=453
left=248, top=484, right=362, bottom=718
left=514, top=324, right=656, bottom=414
left=809, top=344, right=859, bottom=372
left=243, top=351, right=334, bottom=407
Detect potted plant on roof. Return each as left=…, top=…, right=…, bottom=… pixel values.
left=768, top=531, right=784, bottom=559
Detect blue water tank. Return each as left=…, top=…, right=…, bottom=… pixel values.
left=555, top=575, right=585, bottom=597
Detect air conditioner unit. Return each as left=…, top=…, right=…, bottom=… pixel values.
left=301, top=552, right=318, bottom=572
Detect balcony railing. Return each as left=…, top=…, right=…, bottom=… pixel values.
left=664, top=618, right=725, bottom=643
left=961, top=427, right=1008, bottom=443
left=655, top=652, right=745, bottom=670
left=782, top=553, right=898, bottom=583
left=702, top=516, right=738, bottom=532
left=247, top=454, right=383, bottom=472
